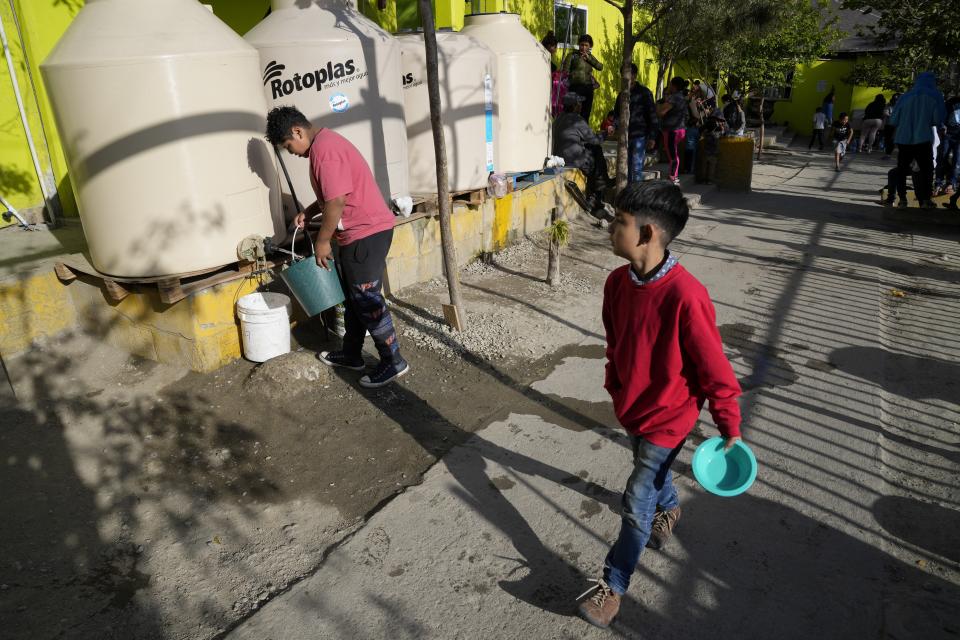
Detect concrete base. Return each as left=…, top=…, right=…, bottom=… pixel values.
left=386, top=173, right=584, bottom=294
left=1, top=175, right=586, bottom=372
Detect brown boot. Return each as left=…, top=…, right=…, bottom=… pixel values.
left=577, top=578, right=621, bottom=628
left=646, top=506, right=682, bottom=550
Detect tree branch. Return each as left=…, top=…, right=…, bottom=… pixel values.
left=603, top=0, right=624, bottom=10
left=633, top=0, right=675, bottom=39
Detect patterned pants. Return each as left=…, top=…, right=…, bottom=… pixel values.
left=336, top=229, right=401, bottom=364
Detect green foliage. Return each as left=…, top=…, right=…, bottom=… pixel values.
left=548, top=218, right=570, bottom=247
left=637, top=0, right=780, bottom=95
left=841, top=0, right=959, bottom=92
left=716, top=0, right=839, bottom=98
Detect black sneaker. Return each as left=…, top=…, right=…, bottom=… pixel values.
left=317, top=350, right=365, bottom=371
left=359, top=358, right=410, bottom=388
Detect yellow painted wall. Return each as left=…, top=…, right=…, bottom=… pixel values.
left=771, top=58, right=892, bottom=135
left=0, top=1, right=80, bottom=226
left=474, top=0, right=659, bottom=127
left=0, top=0, right=393, bottom=230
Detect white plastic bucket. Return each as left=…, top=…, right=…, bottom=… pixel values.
left=236, top=292, right=292, bottom=363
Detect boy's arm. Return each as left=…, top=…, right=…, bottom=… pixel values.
left=602, top=276, right=621, bottom=393
left=680, top=295, right=742, bottom=439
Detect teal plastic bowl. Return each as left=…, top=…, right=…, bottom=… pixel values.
left=691, top=437, right=757, bottom=497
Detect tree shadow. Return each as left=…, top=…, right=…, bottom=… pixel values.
left=874, top=495, right=960, bottom=564
left=1, top=341, right=284, bottom=639
left=612, top=492, right=960, bottom=639
left=831, top=346, right=960, bottom=405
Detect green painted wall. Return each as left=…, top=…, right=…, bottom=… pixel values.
left=483, top=0, right=659, bottom=127
left=771, top=58, right=892, bottom=135
left=0, top=0, right=80, bottom=225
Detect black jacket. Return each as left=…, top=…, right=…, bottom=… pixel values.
left=614, top=83, right=659, bottom=140
left=723, top=102, right=745, bottom=132
left=864, top=101, right=885, bottom=120
left=553, top=111, right=601, bottom=170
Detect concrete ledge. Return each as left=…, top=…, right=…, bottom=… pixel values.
left=2, top=175, right=584, bottom=372
left=385, top=174, right=584, bottom=295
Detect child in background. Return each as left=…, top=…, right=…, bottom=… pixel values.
left=600, top=110, right=617, bottom=140
left=832, top=112, right=854, bottom=172
left=809, top=107, right=827, bottom=150
left=702, top=110, right=727, bottom=184
left=576, top=180, right=743, bottom=629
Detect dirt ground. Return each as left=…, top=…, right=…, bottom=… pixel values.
left=1, top=219, right=621, bottom=640
left=3, top=148, right=959, bottom=639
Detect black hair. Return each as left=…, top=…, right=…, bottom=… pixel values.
left=630, top=62, right=639, bottom=76
left=839, top=111, right=848, bottom=118
left=815, top=106, right=822, bottom=113
left=578, top=33, right=593, bottom=47
left=541, top=31, right=558, bottom=48
left=265, top=106, right=311, bottom=146
left=874, top=93, right=886, bottom=104
left=614, top=180, right=689, bottom=244
left=669, top=76, right=688, bottom=91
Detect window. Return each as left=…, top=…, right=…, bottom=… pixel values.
left=554, top=2, right=587, bottom=48
left=763, top=70, right=795, bottom=101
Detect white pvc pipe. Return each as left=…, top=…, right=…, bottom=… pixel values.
left=0, top=6, right=57, bottom=225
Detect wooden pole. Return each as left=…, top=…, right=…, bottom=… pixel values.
left=418, top=0, right=466, bottom=330
left=546, top=178, right=564, bottom=287
left=615, top=0, right=634, bottom=193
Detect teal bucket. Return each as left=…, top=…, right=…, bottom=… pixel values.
left=691, top=437, right=757, bottom=497
left=280, top=258, right=345, bottom=318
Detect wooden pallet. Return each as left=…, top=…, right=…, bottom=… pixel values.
left=506, top=170, right=542, bottom=192
left=54, top=255, right=283, bottom=305
left=409, top=188, right=486, bottom=213
left=450, top=187, right=486, bottom=205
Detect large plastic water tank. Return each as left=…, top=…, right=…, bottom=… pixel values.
left=245, top=0, right=410, bottom=216
left=461, top=12, right=551, bottom=174
left=398, top=31, right=496, bottom=193
left=40, top=0, right=283, bottom=279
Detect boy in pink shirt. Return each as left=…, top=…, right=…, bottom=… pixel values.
left=266, top=106, right=409, bottom=388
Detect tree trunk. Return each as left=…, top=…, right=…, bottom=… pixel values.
left=419, top=0, right=466, bottom=329
left=656, top=61, right=668, bottom=100
left=756, top=94, right=765, bottom=160
left=614, top=0, right=635, bottom=193
left=546, top=181, right=563, bottom=287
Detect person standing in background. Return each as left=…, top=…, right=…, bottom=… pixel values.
left=890, top=72, right=946, bottom=209
left=541, top=31, right=558, bottom=72
left=562, top=34, right=603, bottom=124
left=613, top=63, right=659, bottom=182
left=882, top=93, right=900, bottom=159
left=822, top=86, right=836, bottom=123
left=859, top=94, right=886, bottom=154
left=722, top=94, right=745, bottom=136
left=809, top=106, right=827, bottom=150
left=657, top=77, right=690, bottom=185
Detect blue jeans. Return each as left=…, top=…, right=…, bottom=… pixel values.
left=935, top=137, right=959, bottom=188
left=684, top=127, right=701, bottom=174
left=603, top=435, right=684, bottom=594
left=628, top=137, right=647, bottom=183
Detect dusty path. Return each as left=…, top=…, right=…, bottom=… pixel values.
left=3, top=148, right=959, bottom=639
left=228, top=149, right=960, bottom=639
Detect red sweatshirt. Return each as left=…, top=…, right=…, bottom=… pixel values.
left=602, top=263, right=742, bottom=448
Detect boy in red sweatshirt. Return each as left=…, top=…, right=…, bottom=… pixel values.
left=578, top=180, right=742, bottom=628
